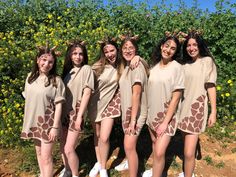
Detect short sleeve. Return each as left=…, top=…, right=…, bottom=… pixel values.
left=82, top=65, right=95, bottom=91
left=54, top=77, right=66, bottom=104
left=173, top=64, right=185, bottom=91
left=204, top=57, right=217, bottom=84
left=131, top=63, right=145, bottom=87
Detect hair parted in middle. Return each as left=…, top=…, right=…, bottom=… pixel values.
left=151, top=31, right=182, bottom=66
left=62, top=39, right=88, bottom=79
left=182, top=29, right=215, bottom=64
left=28, top=41, right=60, bottom=87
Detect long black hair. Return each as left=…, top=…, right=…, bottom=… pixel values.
left=62, top=41, right=88, bottom=79
left=182, top=32, right=215, bottom=64
left=151, top=35, right=181, bottom=66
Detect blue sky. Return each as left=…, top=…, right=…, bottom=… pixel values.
left=103, top=0, right=235, bottom=12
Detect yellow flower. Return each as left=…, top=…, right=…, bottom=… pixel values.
left=216, top=86, right=221, bottom=91
left=227, top=79, right=232, bottom=84
left=225, top=93, right=230, bottom=97
left=47, top=14, right=53, bottom=19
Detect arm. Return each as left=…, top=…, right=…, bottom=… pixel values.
left=206, top=83, right=217, bottom=127
left=156, top=90, right=182, bottom=137
left=130, top=55, right=141, bottom=69
left=49, top=102, right=63, bottom=141
left=127, top=83, right=142, bottom=135
left=75, top=87, right=92, bottom=131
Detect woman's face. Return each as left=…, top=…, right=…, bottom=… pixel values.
left=71, top=47, right=84, bottom=67
left=37, top=54, right=55, bottom=75
left=103, top=44, right=117, bottom=65
left=122, top=40, right=136, bottom=61
left=161, top=39, right=177, bottom=60
left=186, top=38, right=200, bottom=60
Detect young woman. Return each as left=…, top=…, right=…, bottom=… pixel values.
left=88, top=38, right=141, bottom=177
left=87, top=38, right=121, bottom=177
left=60, top=40, right=94, bottom=177
left=178, top=31, right=217, bottom=177
left=21, top=44, right=65, bottom=177
left=143, top=34, right=184, bottom=177
left=118, top=35, right=149, bottom=177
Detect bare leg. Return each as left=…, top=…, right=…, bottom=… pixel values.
left=93, top=122, right=101, bottom=164
left=124, top=134, right=138, bottom=177
left=183, top=133, right=198, bottom=177
left=64, top=130, right=80, bottom=176
left=41, top=141, right=54, bottom=177
left=34, top=140, right=43, bottom=176
left=60, top=126, right=70, bottom=171
left=152, top=134, right=171, bottom=177
left=99, top=118, right=114, bottom=169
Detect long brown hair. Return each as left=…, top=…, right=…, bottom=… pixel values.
left=62, top=40, right=88, bottom=79
left=93, top=39, right=121, bottom=79
left=28, top=45, right=58, bottom=87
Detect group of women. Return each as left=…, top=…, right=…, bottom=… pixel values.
left=20, top=30, right=217, bottom=177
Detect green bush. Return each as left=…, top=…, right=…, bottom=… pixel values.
left=0, top=0, right=235, bottom=146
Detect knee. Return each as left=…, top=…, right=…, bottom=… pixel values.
left=64, top=145, right=74, bottom=157
left=124, top=142, right=136, bottom=154
left=99, top=135, right=109, bottom=144
left=184, top=149, right=195, bottom=160
left=154, top=148, right=165, bottom=160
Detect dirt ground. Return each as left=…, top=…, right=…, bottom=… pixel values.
left=1, top=128, right=236, bottom=177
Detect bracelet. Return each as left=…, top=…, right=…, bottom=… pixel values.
left=131, top=119, right=136, bottom=122
left=52, top=127, right=59, bottom=129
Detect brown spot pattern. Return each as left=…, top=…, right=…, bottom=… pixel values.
left=101, top=90, right=121, bottom=118
left=68, top=100, right=82, bottom=132
left=178, top=95, right=205, bottom=133
left=122, top=107, right=140, bottom=134
left=151, top=101, right=177, bottom=136
left=21, top=102, right=55, bottom=141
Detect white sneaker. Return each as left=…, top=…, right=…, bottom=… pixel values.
left=58, top=167, right=72, bottom=177
left=89, top=162, right=101, bottom=177
left=114, top=160, right=129, bottom=171
left=142, top=168, right=152, bottom=177
left=178, top=172, right=195, bottom=177
left=99, top=169, right=108, bottom=177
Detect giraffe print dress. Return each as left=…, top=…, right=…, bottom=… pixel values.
left=21, top=74, right=65, bottom=143
left=147, top=60, right=185, bottom=136
left=88, top=64, right=121, bottom=122
left=178, top=57, right=217, bottom=134
left=62, top=65, right=94, bottom=132
left=119, top=62, right=148, bottom=135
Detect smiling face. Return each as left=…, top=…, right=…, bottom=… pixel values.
left=71, top=47, right=84, bottom=67
left=37, top=54, right=55, bottom=75
left=161, top=39, right=177, bottom=61
left=122, top=40, right=136, bottom=61
left=103, top=44, right=117, bottom=65
left=186, top=38, right=200, bottom=60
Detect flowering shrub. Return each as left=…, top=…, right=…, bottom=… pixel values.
left=0, top=0, right=235, bottom=146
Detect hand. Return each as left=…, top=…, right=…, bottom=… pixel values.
left=125, top=120, right=136, bottom=135
left=156, top=122, right=168, bottom=138
left=75, top=116, right=83, bottom=131
left=49, top=127, right=59, bottom=142
left=130, top=55, right=140, bottom=70
left=208, top=112, right=216, bottom=127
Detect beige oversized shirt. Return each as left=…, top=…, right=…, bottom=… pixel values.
left=178, top=57, right=217, bottom=134
left=63, top=65, right=94, bottom=131
left=88, top=64, right=121, bottom=122
left=147, top=60, right=184, bottom=136
left=119, top=62, right=148, bottom=135
left=21, top=74, right=65, bottom=142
